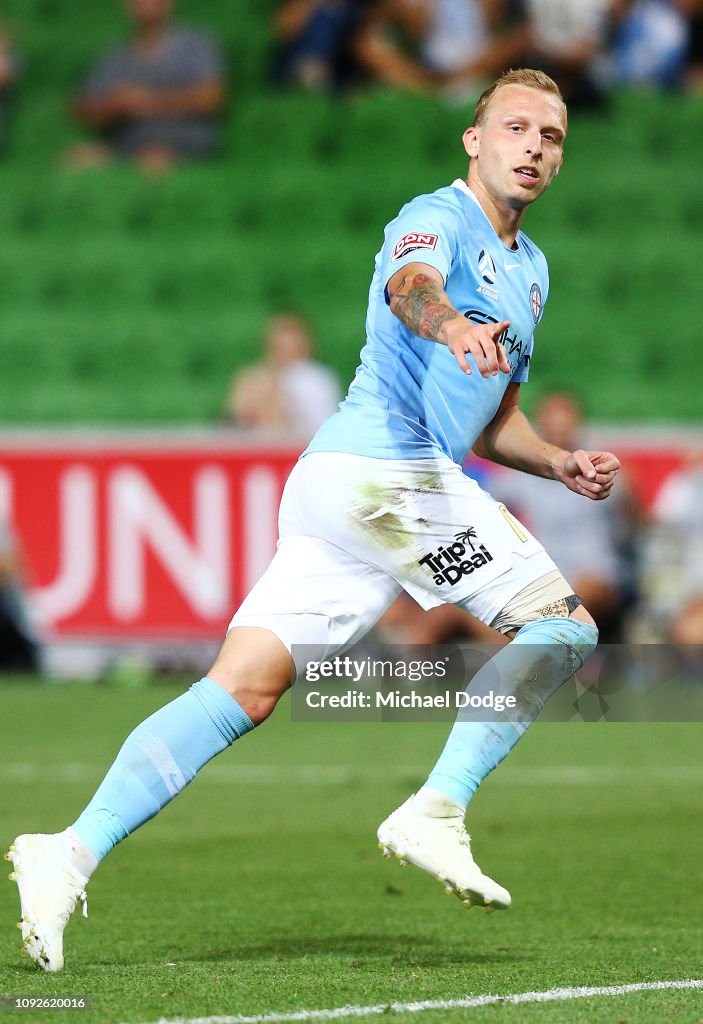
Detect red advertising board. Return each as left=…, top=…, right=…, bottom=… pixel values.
left=0, top=430, right=695, bottom=641
left=0, top=434, right=298, bottom=640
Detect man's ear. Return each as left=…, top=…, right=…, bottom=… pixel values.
left=462, top=126, right=480, bottom=159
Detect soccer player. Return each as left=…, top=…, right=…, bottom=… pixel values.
left=8, top=68, right=620, bottom=972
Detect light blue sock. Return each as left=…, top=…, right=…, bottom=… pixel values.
left=425, top=617, right=598, bottom=810
left=72, top=677, right=254, bottom=861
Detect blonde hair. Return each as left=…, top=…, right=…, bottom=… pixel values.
left=474, top=69, right=565, bottom=128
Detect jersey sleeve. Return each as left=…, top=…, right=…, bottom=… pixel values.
left=380, top=194, right=462, bottom=301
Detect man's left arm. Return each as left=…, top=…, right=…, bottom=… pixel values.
left=473, top=383, right=620, bottom=501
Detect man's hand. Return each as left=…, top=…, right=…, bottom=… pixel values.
left=440, top=316, right=511, bottom=377
left=555, top=449, right=621, bottom=500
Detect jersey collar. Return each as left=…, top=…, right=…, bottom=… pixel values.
left=450, top=178, right=521, bottom=253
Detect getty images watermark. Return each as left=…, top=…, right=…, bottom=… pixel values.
left=302, top=654, right=516, bottom=714
left=290, top=643, right=703, bottom=723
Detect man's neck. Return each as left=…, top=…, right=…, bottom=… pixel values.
left=466, top=175, right=524, bottom=248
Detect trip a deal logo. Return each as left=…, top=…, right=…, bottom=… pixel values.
left=418, top=528, right=493, bottom=587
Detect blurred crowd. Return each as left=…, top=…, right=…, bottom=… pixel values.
left=274, top=0, right=703, bottom=105
left=0, top=0, right=701, bottom=171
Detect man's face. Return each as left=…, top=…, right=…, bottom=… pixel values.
left=464, top=85, right=567, bottom=210
left=126, top=0, right=173, bottom=29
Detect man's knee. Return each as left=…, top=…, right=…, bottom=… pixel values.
left=492, top=573, right=600, bottom=667
left=491, top=570, right=597, bottom=637
left=512, top=615, right=599, bottom=674
left=207, top=626, right=294, bottom=726
left=230, top=693, right=282, bottom=727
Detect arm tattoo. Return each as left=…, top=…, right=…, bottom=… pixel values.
left=389, top=273, right=460, bottom=341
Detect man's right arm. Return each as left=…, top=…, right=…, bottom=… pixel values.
left=386, top=261, right=511, bottom=377
left=474, top=383, right=621, bottom=500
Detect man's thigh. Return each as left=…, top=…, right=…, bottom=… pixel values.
left=230, top=532, right=401, bottom=675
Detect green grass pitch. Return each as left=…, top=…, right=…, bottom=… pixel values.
left=0, top=679, right=701, bottom=1024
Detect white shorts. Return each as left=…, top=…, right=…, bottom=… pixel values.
left=230, top=452, right=562, bottom=662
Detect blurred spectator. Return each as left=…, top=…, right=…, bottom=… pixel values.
left=69, top=0, right=225, bottom=173
left=223, top=313, right=341, bottom=437
left=511, top=0, right=619, bottom=108
left=651, top=452, right=703, bottom=644
left=686, top=0, right=703, bottom=89
left=0, top=518, right=41, bottom=673
left=493, top=392, right=640, bottom=637
left=352, top=0, right=523, bottom=96
left=0, top=23, right=20, bottom=154
left=600, top=0, right=691, bottom=88
left=272, top=0, right=370, bottom=91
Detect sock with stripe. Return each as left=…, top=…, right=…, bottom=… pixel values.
left=422, top=617, right=598, bottom=812
left=67, top=677, right=254, bottom=871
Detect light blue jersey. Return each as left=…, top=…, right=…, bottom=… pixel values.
left=306, top=179, right=549, bottom=466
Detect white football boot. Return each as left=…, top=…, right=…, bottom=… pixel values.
left=377, top=794, right=511, bottom=912
left=6, top=834, right=89, bottom=972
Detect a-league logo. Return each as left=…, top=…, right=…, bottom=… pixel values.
left=478, top=249, right=497, bottom=285
left=418, top=528, right=494, bottom=587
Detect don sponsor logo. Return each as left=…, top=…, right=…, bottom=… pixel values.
left=391, top=232, right=438, bottom=261
left=418, top=528, right=493, bottom=587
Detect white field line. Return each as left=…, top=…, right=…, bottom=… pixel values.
left=1, top=762, right=703, bottom=786
left=130, top=979, right=703, bottom=1024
